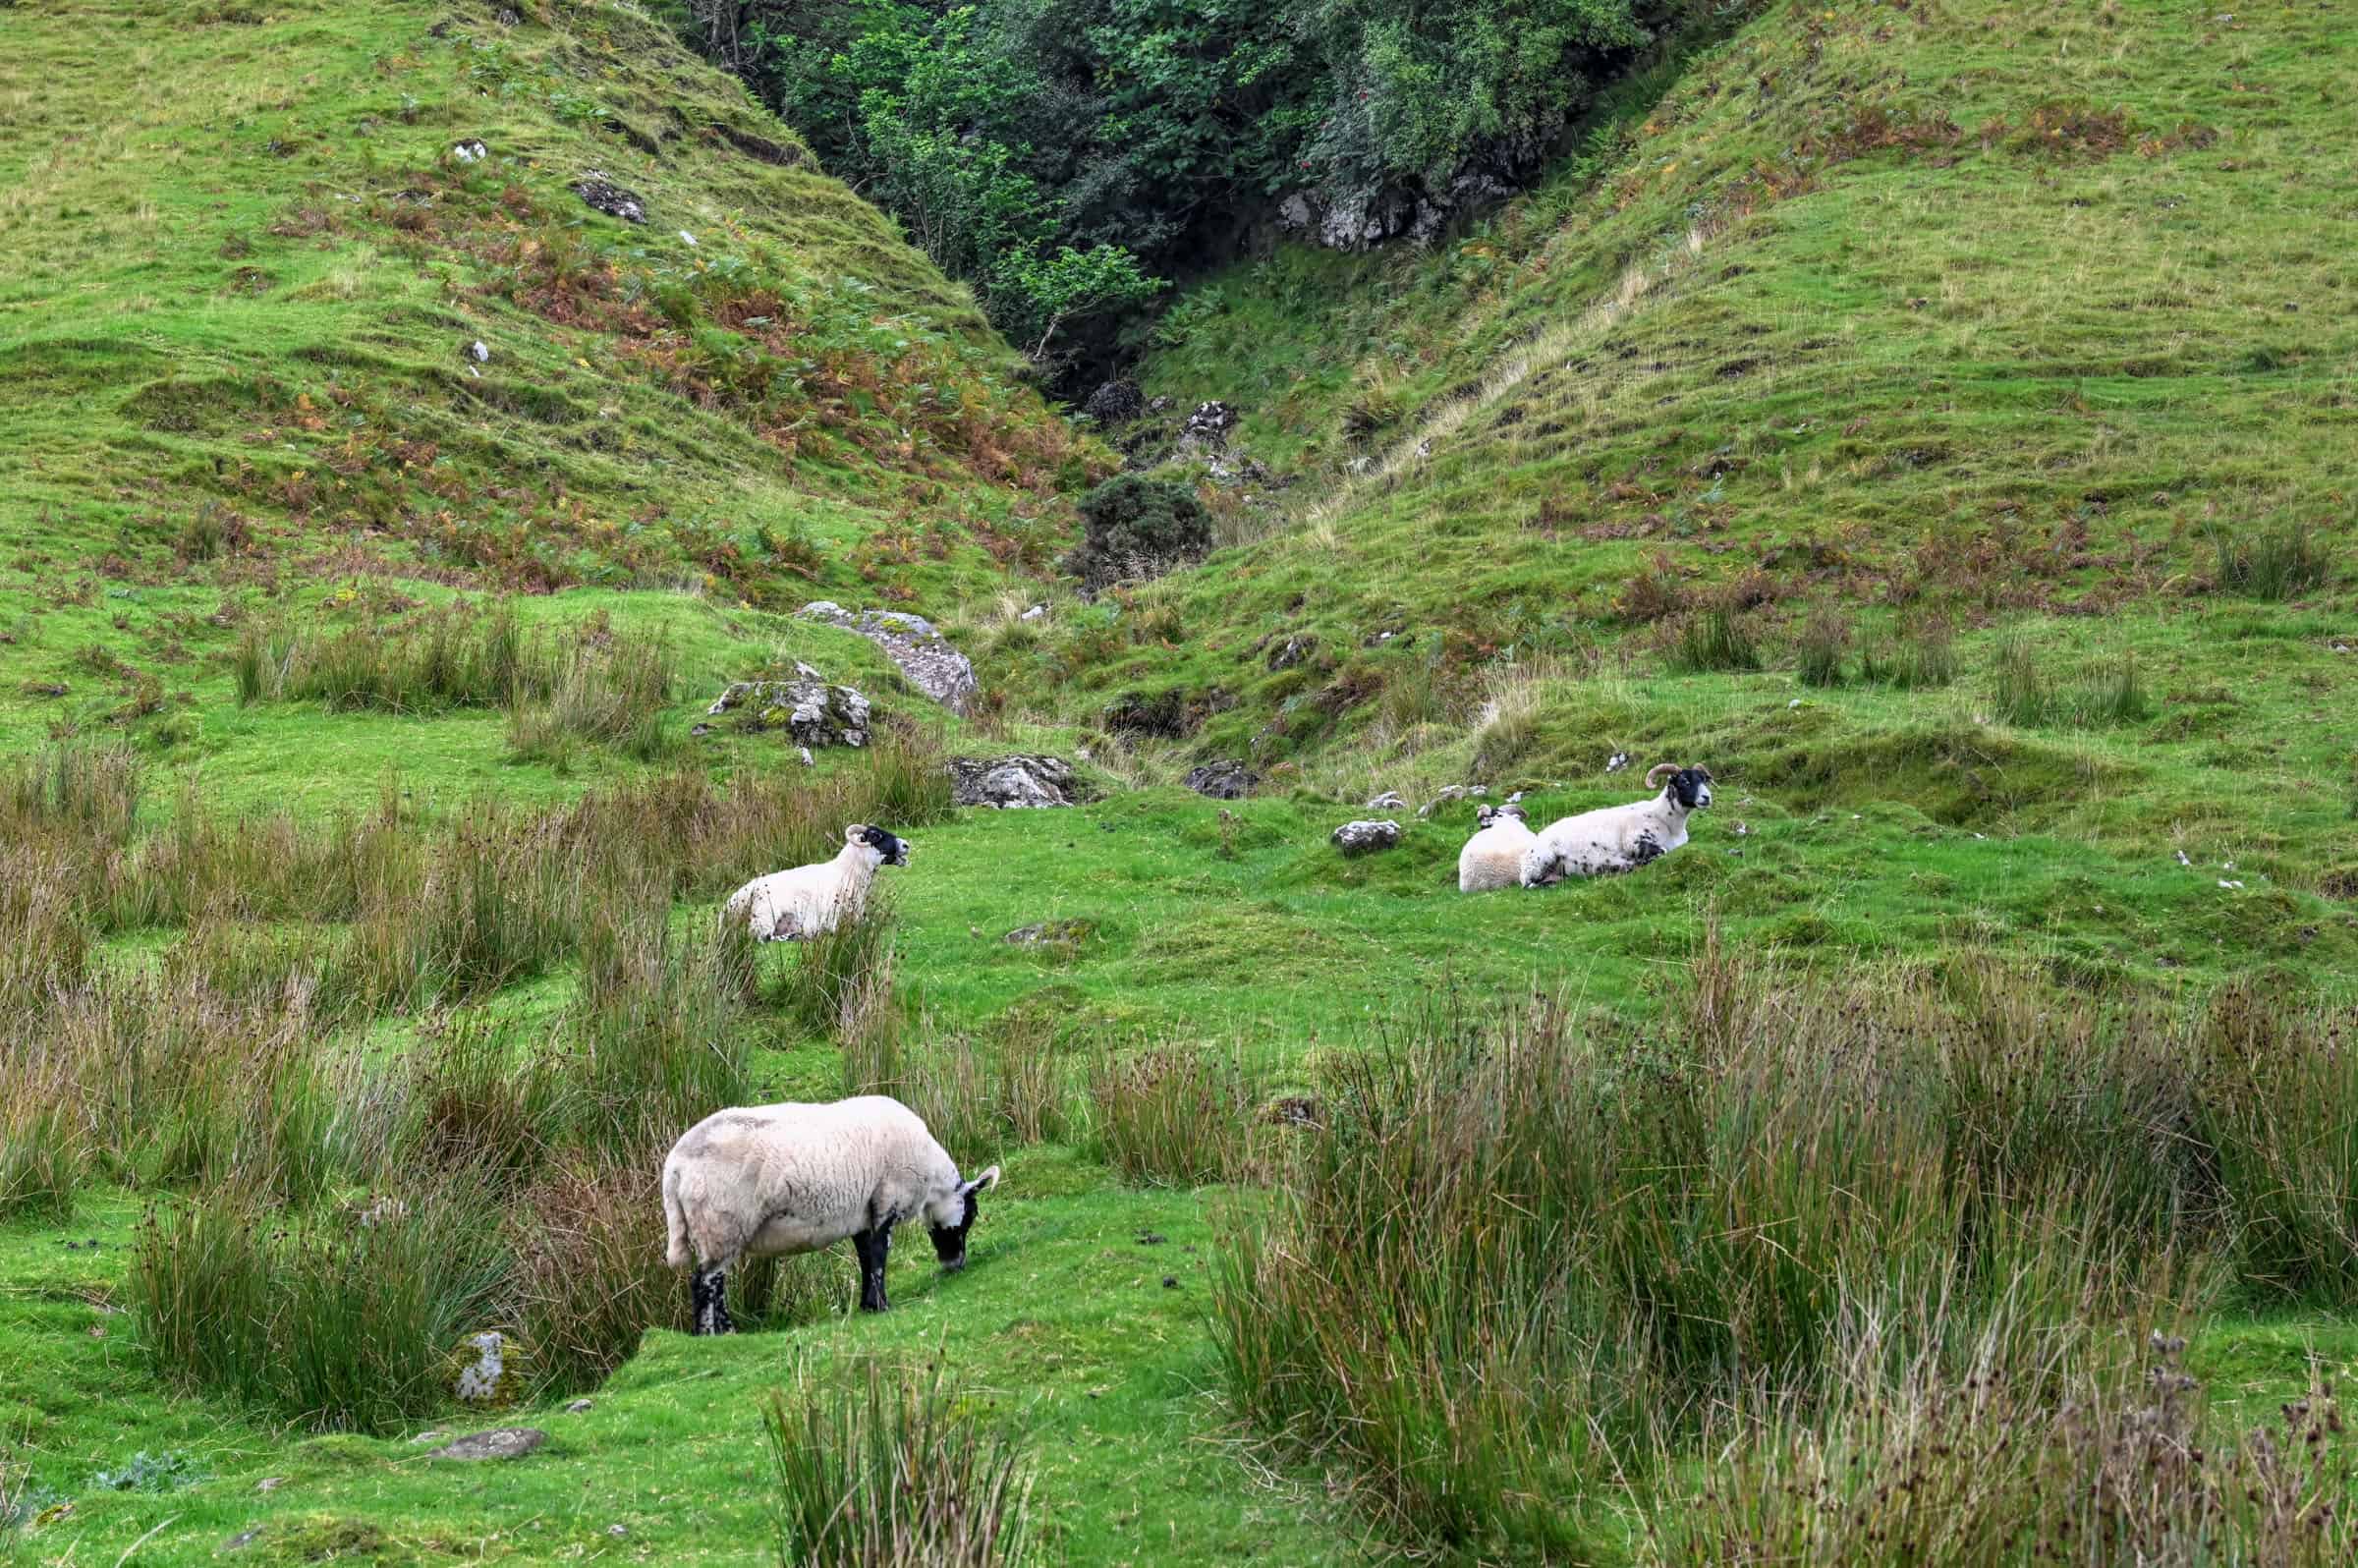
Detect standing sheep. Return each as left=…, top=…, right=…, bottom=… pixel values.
left=661, top=1095, right=998, bottom=1330
left=1521, top=764, right=1713, bottom=886
left=1458, top=804, right=1538, bottom=892
left=722, top=823, right=909, bottom=941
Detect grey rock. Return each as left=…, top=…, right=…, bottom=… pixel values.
left=799, top=601, right=978, bottom=714
left=409, top=1430, right=449, bottom=1445
left=255, top=1477, right=287, bottom=1493
left=949, top=755, right=1079, bottom=810
left=565, top=1399, right=594, bottom=1415
left=1266, top=636, right=1315, bottom=671
left=466, top=339, right=489, bottom=363
left=571, top=173, right=646, bottom=224
left=452, top=140, right=488, bottom=163
left=1021, top=603, right=1047, bottom=622
left=1366, top=791, right=1407, bottom=811
left=1184, top=760, right=1259, bottom=800
left=426, top=1428, right=547, bottom=1462
left=1004, top=919, right=1098, bottom=946
left=224, top=1529, right=263, bottom=1551
left=1331, top=819, right=1403, bottom=857
left=454, top=1331, right=506, bottom=1403
left=1416, top=785, right=1488, bottom=819
left=706, top=679, right=871, bottom=748
left=796, top=747, right=814, bottom=767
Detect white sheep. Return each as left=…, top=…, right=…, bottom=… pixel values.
left=1520, top=764, right=1713, bottom=886
left=1457, top=803, right=1537, bottom=892
left=661, top=1094, right=1000, bottom=1329
left=722, top=824, right=909, bottom=941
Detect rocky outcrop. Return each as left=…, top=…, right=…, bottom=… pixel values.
left=1177, top=401, right=1237, bottom=454
left=799, top=601, right=977, bottom=714
left=1184, top=759, right=1259, bottom=800
left=706, top=678, right=871, bottom=747
left=1082, top=379, right=1144, bottom=425
left=949, top=755, right=1080, bottom=810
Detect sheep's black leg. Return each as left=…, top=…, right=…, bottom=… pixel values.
left=853, top=1222, right=893, bottom=1312
left=691, top=1265, right=733, bottom=1335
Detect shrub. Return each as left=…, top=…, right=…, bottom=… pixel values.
left=1088, top=1046, right=1255, bottom=1187
left=1668, top=609, right=1760, bottom=673
left=762, top=1357, right=1037, bottom=1568
left=2208, top=519, right=2331, bottom=600
left=1062, top=475, right=1211, bottom=593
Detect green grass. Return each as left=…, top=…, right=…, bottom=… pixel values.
left=3, top=0, right=2358, bottom=1562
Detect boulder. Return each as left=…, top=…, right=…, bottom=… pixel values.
left=1184, top=759, right=1259, bottom=800
left=706, top=679, right=871, bottom=748
left=949, top=755, right=1079, bottom=810
left=799, top=601, right=978, bottom=714
left=426, top=1428, right=546, bottom=1462
left=454, top=1332, right=508, bottom=1404
left=570, top=173, right=645, bottom=224
left=1330, top=819, right=1403, bottom=857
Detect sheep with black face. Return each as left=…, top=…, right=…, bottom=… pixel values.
left=661, top=1094, right=999, bottom=1329
left=1520, top=764, right=1713, bottom=886
left=721, top=823, right=909, bottom=941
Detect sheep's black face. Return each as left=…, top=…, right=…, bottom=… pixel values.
left=929, top=1187, right=978, bottom=1271
left=862, top=825, right=911, bottom=867
left=1669, top=768, right=1713, bottom=811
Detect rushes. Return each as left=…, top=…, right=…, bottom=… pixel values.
left=2209, top=519, right=2332, bottom=601
left=1668, top=607, right=1761, bottom=673
left=762, top=1358, right=1037, bottom=1568
left=1858, top=616, right=1957, bottom=689
left=1088, top=1046, right=1254, bottom=1186
left=1990, top=636, right=2150, bottom=728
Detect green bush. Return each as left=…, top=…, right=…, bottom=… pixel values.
left=1063, top=475, right=1212, bottom=593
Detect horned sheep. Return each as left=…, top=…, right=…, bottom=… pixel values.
left=1457, top=803, right=1538, bottom=892
left=661, top=1094, right=999, bottom=1329
left=721, top=823, right=909, bottom=942
left=1520, top=764, right=1713, bottom=886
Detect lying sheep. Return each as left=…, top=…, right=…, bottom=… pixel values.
left=1521, top=764, right=1713, bottom=886
left=722, top=823, right=909, bottom=941
left=661, top=1094, right=999, bottom=1329
left=1458, top=803, right=1537, bottom=892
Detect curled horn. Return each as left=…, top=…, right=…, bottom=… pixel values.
left=1645, top=762, right=1679, bottom=790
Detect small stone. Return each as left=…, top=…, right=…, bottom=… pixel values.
left=1021, top=603, right=1047, bottom=622
left=224, top=1529, right=263, bottom=1551
left=1605, top=752, right=1630, bottom=774
left=678, top=231, right=698, bottom=247
left=409, top=1431, right=448, bottom=1445
left=797, top=747, right=814, bottom=766
left=1162, top=1275, right=1179, bottom=1289
left=1135, top=1232, right=1167, bottom=1246
left=691, top=723, right=712, bottom=738
left=256, top=1478, right=287, bottom=1492
left=467, top=340, right=489, bottom=364
left=452, top=139, right=487, bottom=163
left=426, top=1428, right=546, bottom=1462
left=608, top=1525, right=629, bottom=1539
left=1003, top=919, right=1097, bottom=947
left=1366, top=791, right=1406, bottom=811
left=565, top=1399, right=593, bottom=1415
left=1330, top=819, right=1403, bottom=857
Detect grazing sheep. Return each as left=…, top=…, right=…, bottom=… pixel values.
left=661, top=1094, right=999, bottom=1329
left=722, top=824, right=909, bottom=941
left=1457, top=804, right=1537, bottom=893
left=1520, top=764, right=1713, bottom=886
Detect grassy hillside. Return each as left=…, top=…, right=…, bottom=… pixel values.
left=5, top=1, right=2358, bottom=1564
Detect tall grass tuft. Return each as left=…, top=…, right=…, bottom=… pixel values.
left=505, top=630, right=678, bottom=765
left=1858, top=617, right=1956, bottom=688
left=762, top=1357, right=1037, bottom=1568
left=781, top=900, right=899, bottom=1038
left=129, top=1184, right=509, bottom=1433
left=2209, top=519, right=2331, bottom=600
left=1660, top=1330, right=2354, bottom=1565
left=1668, top=608, right=1760, bottom=673
left=1207, top=948, right=2345, bottom=1556
left=0, top=1105, right=84, bottom=1221
left=1794, top=606, right=1850, bottom=687
left=1088, top=1046, right=1254, bottom=1187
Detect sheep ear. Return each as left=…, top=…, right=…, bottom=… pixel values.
left=962, top=1165, right=1001, bottom=1196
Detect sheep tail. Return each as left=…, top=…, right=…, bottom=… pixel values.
left=661, top=1162, right=691, bottom=1269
